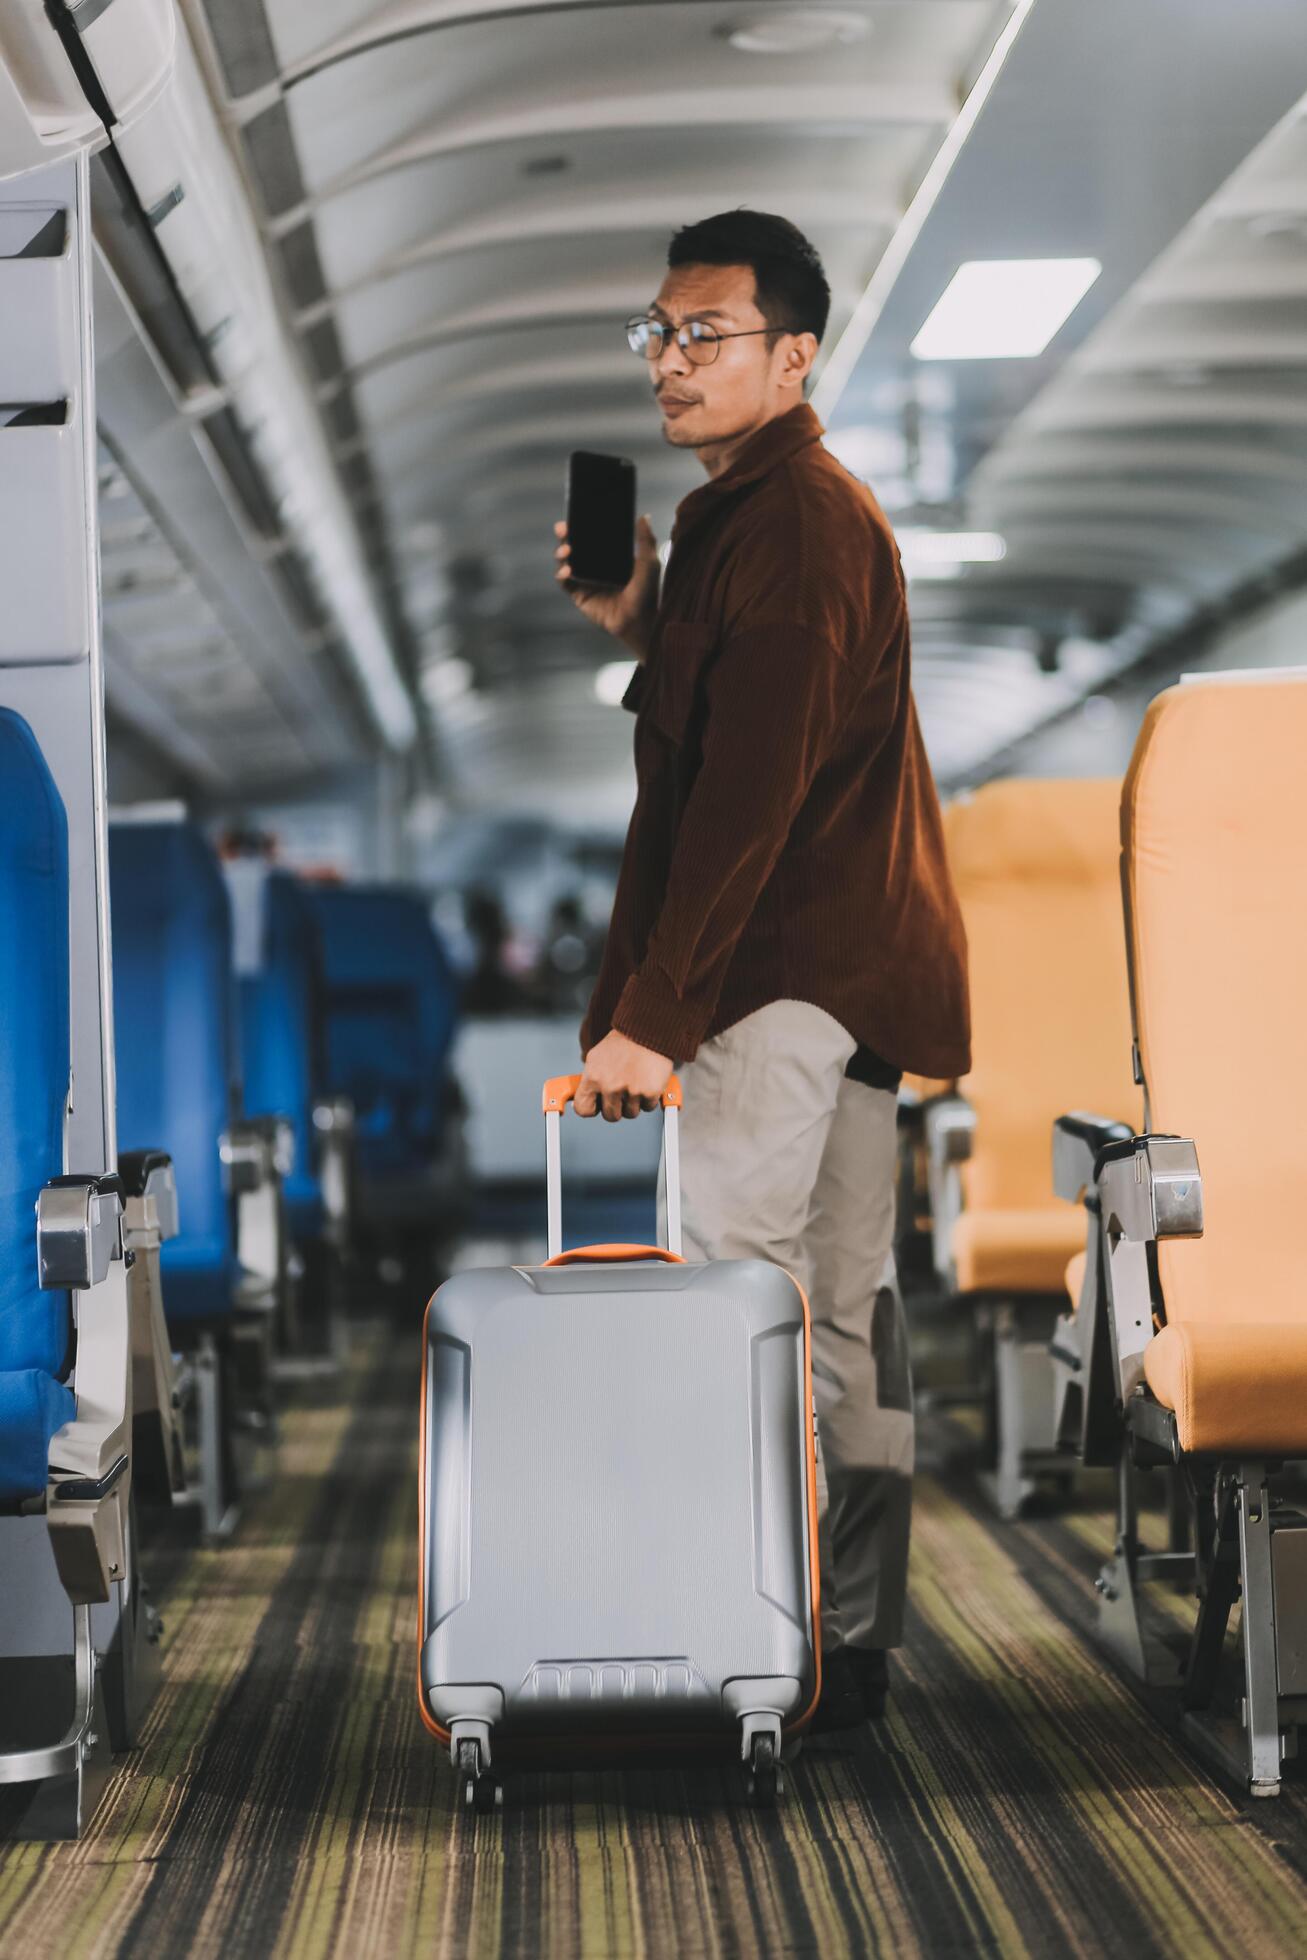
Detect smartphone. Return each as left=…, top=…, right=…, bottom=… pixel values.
left=565, top=450, right=636, bottom=588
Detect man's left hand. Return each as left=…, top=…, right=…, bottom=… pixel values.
left=576, top=1031, right=674, bottom=1122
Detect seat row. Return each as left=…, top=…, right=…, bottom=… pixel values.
left=900, top=669, right=1307, bottom=1798
left=0, top=729, right=463, bottom=1835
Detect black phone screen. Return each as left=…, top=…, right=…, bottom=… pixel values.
left=565, top=450, right=636, bottom=587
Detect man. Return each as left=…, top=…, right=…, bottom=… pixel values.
left=554, top=210, right=969, bottom=1729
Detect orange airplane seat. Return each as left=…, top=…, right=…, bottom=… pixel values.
left=1051, top=672, right=1307, bottom=1797
left=924, top=778, right=1141, bottom=1515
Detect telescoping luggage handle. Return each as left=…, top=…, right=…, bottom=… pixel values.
left=541, top=1074, right=683, bottom=1262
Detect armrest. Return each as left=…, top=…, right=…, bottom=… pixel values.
left=118, top=1149, right=180, bottom=1241
left=37, top=1174, right=123, bottom=1290
left=313, top=1096, right=355, bottom=1138
left=1097, top=1135, right=1203, bottom=1244
left=221, top=1116, right=293, bottom=1192
left=1052, top=1113, right=1135, bottom=1203
left=924, top=1095, right=976, bottom=1167
left=117, top=1148, right=170, bottom=1196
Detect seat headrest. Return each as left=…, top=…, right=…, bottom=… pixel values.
left=310, top=885, right=442, bottom=984
left=109, top=819, right=230, bottom=930
left=0, top=709, right=65, bottom=869
left=947, top=778, right=1122, bottom=889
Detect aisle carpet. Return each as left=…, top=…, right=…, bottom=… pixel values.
left=3, top=1322, right=1307, bottom=1958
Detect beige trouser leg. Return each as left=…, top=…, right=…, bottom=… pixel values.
left=658, top=1000, right=912, bottom=1653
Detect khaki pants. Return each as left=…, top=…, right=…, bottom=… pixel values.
left=657, top=1000, right=913, bottom=1652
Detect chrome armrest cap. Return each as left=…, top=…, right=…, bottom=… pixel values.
left=37, top=1177, right=123, bottom=1290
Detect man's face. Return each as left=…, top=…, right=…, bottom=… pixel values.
left=642, top=263, right=809, bottom=451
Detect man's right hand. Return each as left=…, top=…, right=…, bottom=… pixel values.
left=554, top=514, right=660, bottom=660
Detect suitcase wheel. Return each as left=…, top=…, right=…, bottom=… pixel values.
left=745, top=1733, right=783, bottom=1807
left=457, top=1737, right=503, bottom=1816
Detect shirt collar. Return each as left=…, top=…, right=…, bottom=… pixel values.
left=698, top=399, right=824, bottom=494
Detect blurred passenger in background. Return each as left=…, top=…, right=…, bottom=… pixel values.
left=555, top=210, right=970, bottom=1731
left=533, top=893, right=602, bottom=1015
left=460, top=887, right=522, bottom=1017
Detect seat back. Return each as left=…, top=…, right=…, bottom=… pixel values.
left=309, top=885, right=458, bottom=1171
left=0, top=709, right=75, bottom=1499
left=109, top=820, right=238, bottom=1316
left=1124, top=673, right=1307, bottom=1328
left=952, top=779, right=1140, bottom=1212
left=238, top=871, right=325, bottom=1208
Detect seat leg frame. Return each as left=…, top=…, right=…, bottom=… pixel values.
left=194, top=1332, right=239, bottom=1543
left=0, top=1604, right=113, bottom=1838
left=1104, top=1443, right=1295, bottom=1797
left=979, top=1298, right=1064, bottom=1521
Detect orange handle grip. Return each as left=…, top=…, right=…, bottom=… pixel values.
left=542, top=1072, right=682, bottom=1113
left=543, top=1243, right=685, bottom=1267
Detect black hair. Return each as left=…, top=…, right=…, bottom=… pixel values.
left=666, top=209, right=830, bottom=344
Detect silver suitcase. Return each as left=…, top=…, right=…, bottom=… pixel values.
left=419, top=1073, right=821, bottom=1811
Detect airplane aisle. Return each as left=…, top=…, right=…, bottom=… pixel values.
left=3, top=1287, right=1306, bottom=1960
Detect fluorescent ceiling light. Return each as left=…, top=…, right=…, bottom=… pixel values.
left=595, top=659, right=638, bottom=706
left=811, top=0, right=1039, bottom=418
left=420, top=657, right=473, bottom=706
left=911, top=259, right=1101, bottom=361
left=723, top=9, right=869, bottom=54
left=897, top=530, right=1006, bottom=580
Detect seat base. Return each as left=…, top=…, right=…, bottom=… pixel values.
left=99, top=1502, right=163, bottom=1753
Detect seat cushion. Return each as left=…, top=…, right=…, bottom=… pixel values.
left=1145, top=1321, right=1307, bottom=1456
left=160, top=1234, right=237, bottom=1323
left=285, top=1174, right=326, bottom=1243
left=952, top=1207, right=1088, bottom=1295
left=1065, top=1250, right=1087, bottom=1308
left=0, top=1368, right=75, bottom=1503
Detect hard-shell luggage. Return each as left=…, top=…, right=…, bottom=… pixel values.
left=418, top=1073, right=821, bottom=1811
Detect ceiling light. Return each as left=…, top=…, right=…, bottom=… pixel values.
left=897, top=530, right=1005, bottom=580
left=595, top=659, right=637, bottom=706
left=823, top=424, right=908, bottom=480
left=1246, top=211, right=1307, bottom=241
left=721, top=9, right=870, bottom=55
left=420, top=657, right=473, bottom=706
left=1158, top=361, right=1211, bottom=388
left=911, top=259, right=1101, bottom=361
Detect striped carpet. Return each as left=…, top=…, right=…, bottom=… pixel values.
left=3, top=1321, right=1307, bottom=1955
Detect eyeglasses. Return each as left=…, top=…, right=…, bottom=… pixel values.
left=624, top=316, right=792, bottom=365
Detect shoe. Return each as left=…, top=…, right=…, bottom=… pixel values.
left=846, top=1646, right=890, bottom=1720
left=808, top=1647, right=867, bottom=1734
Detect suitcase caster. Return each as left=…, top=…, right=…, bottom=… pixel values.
left=745, top=1733, right=783, bottom=1807
left=457, top=1738, right=502, bottom=1816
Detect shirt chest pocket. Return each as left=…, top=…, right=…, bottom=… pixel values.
left=645, top=621, right=716, bottom=747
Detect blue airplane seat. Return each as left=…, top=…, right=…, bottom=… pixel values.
left=239, top=872, right=326, bottom=1240
left=109, top=821, right=239, bottom=1324
left=309, top=886, right=459, bottom=1179
left=0, top=710, right=75, bottom=1502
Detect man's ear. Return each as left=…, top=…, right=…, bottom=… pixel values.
left=781, top=332, right=818, bottom=393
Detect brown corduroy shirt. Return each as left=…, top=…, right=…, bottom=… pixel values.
left=580, top=401, right=970, bottom=1078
